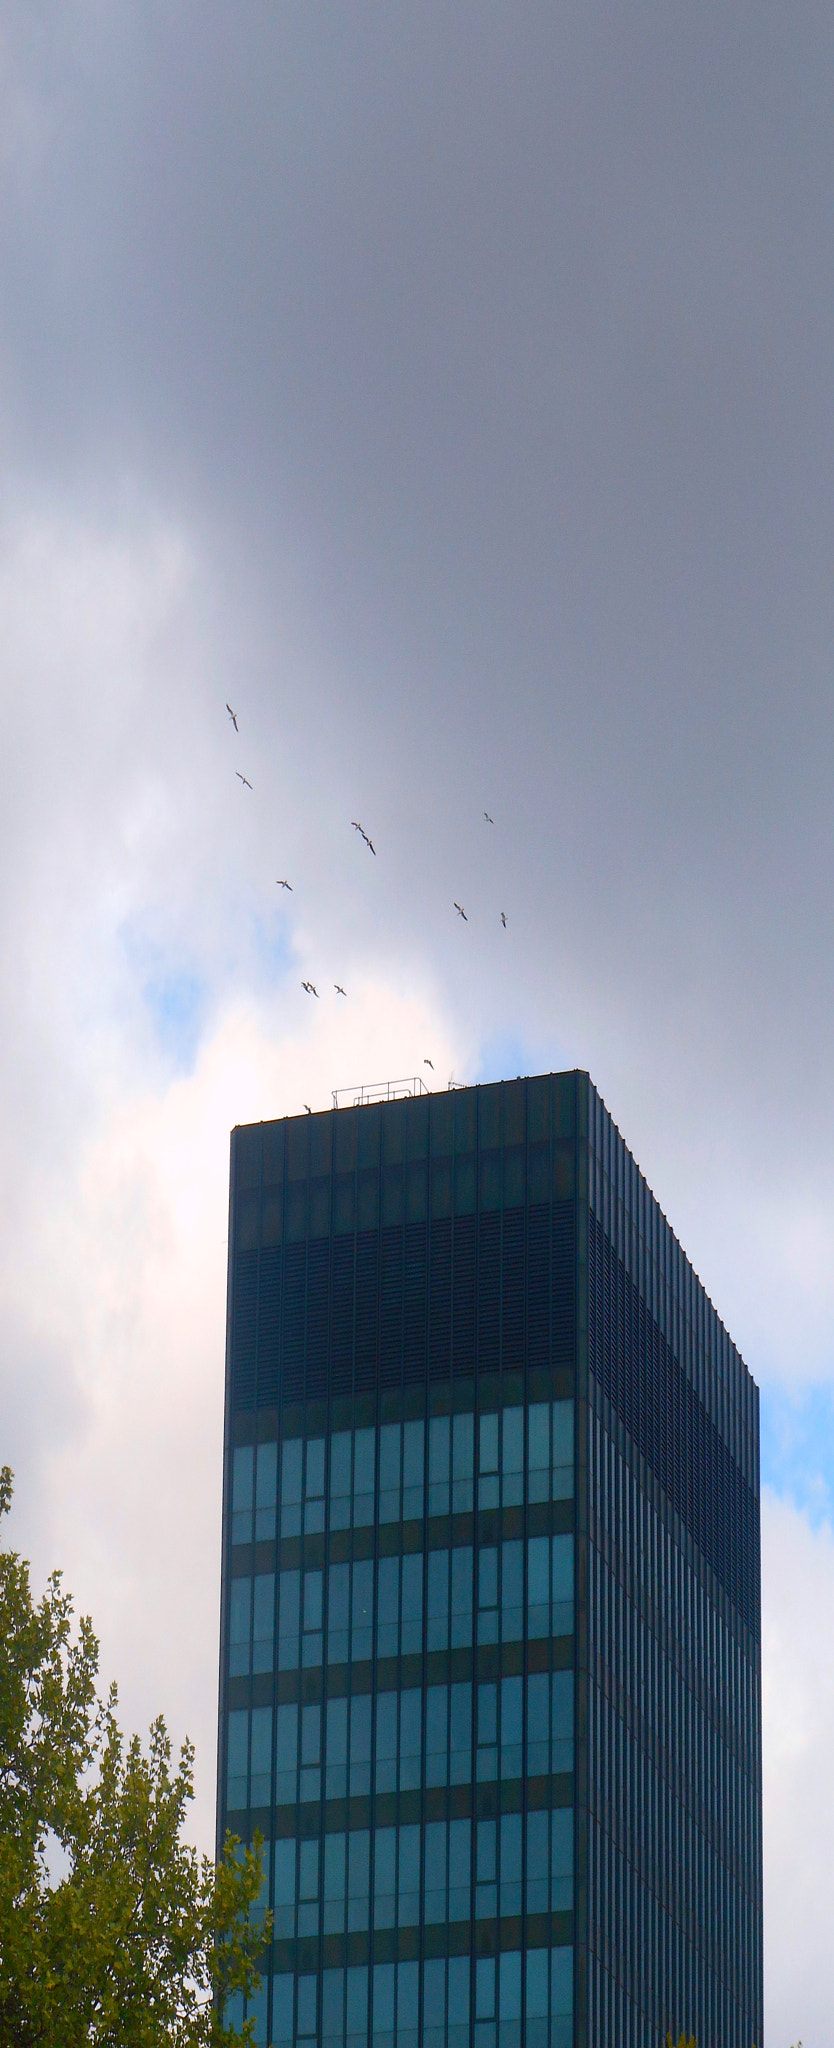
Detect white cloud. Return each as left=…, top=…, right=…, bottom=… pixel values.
left=6, top=988, right=464, bottom=1847
left=762, top=1488, right=834, bottom=2048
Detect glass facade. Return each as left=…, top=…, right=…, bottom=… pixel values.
left=217, top=1073, right=762, bottom=2048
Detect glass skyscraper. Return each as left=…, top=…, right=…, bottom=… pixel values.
left=218, top=1072, right=762, bottom=2048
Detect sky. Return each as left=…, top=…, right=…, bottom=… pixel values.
left=1, top=3, right=833, bottom=2037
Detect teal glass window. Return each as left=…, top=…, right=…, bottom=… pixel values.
left=401, top=1552, right=423, bottom=1654
left=280, top=1440, right=303, bottom=1537
left=528, top=1535, right=574, bottom=1639
left=300, top=1701, right=321, bottom=1802
left=252, top=1572, right=274, bottom=1674
left=375, top=1690, right=398, bottom=1793
left=402, top=1420, right=425, bottom=1521
left=255, top=1442, right=278, bottom=1539
left=374, top=1826, right=397, bottom=1928
left=325, top=1696, right=348, bottom=1800
left=229, top=1576, right=251, bottom=1676
left=477, top=1681, right=497, bottom=1781
left=500, top=1674, right=523, bottom=1779
left=350, top=1694, right=372, bottom=1796
left=476, top=1816, right=497, bottom=1917
left=226, top=1707, right=248, bottom=1809
left=232, top=1444, right=254, bottom=1543
left=451, top=1412, right=474, bottom=1511
left=347, top=1830, right=370, bottom=1931
left=398, top=1824, right=420, bottom=1924
left=323, top=1832, right=346, bottom=1933
left=502, top=1406, right=524, bottom=1507
left=353, top=1428, right=376, bottom=1527
left=352, top=1558, right=374, bottom=1661
left=499, top=1811, right=522, bottom=1916
left=428, top=1416, right=450, bottom=1517
left=328, top=1561, right=350, bottom=1664
left=377, top=1555, right=400, bottom=1659
left=278, top=1569, right=300, bottom=1668
left=250, top=1704, right=272, bottom=1807
left=274, top=1702, right=298, bottom=1806
left=272, top=1974, right=294, bottom=2044
left=330, top=1432, right=352, bottom=1529
left=273, top=1838, right=295, bottom=1936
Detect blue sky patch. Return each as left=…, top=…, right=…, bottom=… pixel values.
left=760, top=1381, right=834, bottom=1528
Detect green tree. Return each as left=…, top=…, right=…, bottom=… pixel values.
left=0, top=1465, right=269, bottom=2044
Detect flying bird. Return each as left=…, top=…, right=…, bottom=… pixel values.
left=301, top=981, right=319, bottom=997
left=334, top=984, right=347, bottom=997
left=484, top=811, right=494, bottom=824
left=236, top=772, right=252, bottom=790
left=500, top=911, right=507, bottom=928
left=226, top=703, right=238, bottom=731
left=276, top=879, right=293, bottom=891
left=424, top=1058, right=434, bottom=1070
left=454, top=902, right=468, bottom=921
left=351, top=820, right=376, bottom=854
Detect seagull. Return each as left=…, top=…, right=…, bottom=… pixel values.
left=351, top=820, right=376, bottom=855
left=304, top=1104, right=312, bottom=1114
left=424, top=1058, right=434, bottom=1070
left=500, top=911, right=507, bottom=928
left=236, top=772, right=252, bottom=790
left=301, top=981, right=319, bottom=997
left=226, top=704, right=238, bottom=731
left=276, top=879, right=293, bottom=891
left=454, top=902, right=468, bottom=921
left=484, top=811, right=494, bottom=824
left=334, top=984, right=347, bottom=997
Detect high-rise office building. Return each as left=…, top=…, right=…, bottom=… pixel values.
left=218, top=1072, right=762, bottom=2048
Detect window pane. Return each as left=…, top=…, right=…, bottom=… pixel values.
left=379, top=1424, right=401, bottom=1522
left=330, top=1432, right=352, bottom=1527
left=375, top=1691, right=398, bottom=1792
left=233, top=1444, right=254, bottom=1512
left=326, top=1697, right=348, bottom=1799
left=274, top=1703, right=298, bottom=1806
left=281, top=1439, right=303, bottom=1505
left=502, top=1407, right=523, bottom=1473
left=402, top=1421, right=424, bottom=1519
left=400, top=1554, right=423, bottom=1657
left=399, top=1691, right=422, bottom=1790
left=425, top=1685, right=447, bottom=1785
left=272, top=1974, right=294, bottom=2044
left=354, top=1427, right=376, bottom=1523
left=306, top=1438, right=325, bottom=1499
left=551, top=1946, right=573, bottom=2019
left=252, top=1575, right=274, bottom=1673
left=450, top=1546, right=473, bottom=1648
left=427, top=1549, right=449, bottom=1652
left=377, top=1555, right=400, bottom=1660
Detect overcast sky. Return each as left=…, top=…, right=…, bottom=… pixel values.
left=2, top=5, right=833, bottom=2037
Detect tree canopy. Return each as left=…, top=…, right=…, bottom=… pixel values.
left=0, top=1465, right=269, bottom=2045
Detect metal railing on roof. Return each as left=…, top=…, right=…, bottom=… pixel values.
left=331, top=1076, right=430, bottom=1110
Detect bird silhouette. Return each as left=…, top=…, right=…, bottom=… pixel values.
left=301, top=981, right=319, bottom=997
left=226, top=703, right=238, bottom=731
left=454, top=902, right=468, bottom=921
left=351, top=820, right=376, bottom=854
left=424, top=1058, right=434, bottom=1069
left=304, top=1104, right=312, bottom=1114
left=276, top=879, right=293, bottom=890
left=334, top=984, right=347, bottom=997
left=235, top=772, right=252, bottom=790
left=500, top=911, right=507, bottom=928
left=484, top=811, right=494, bottom=824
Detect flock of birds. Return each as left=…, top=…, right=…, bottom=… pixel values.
left=225, top=700, right=508, bottom=1104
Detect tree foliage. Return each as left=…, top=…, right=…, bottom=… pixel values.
left=0, top=1465, right=269, bottom=2045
